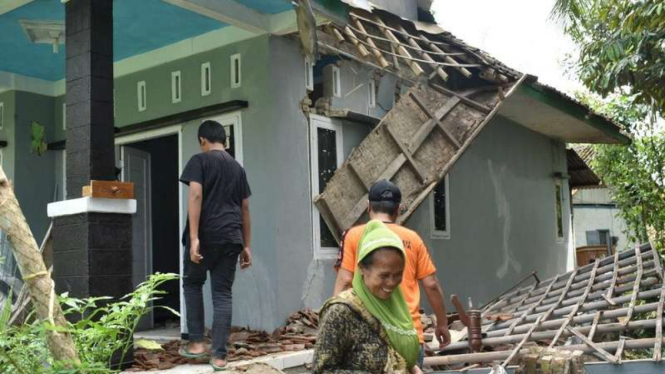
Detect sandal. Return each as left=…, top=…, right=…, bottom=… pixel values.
left=210, top=358, right=228, bottom=372
left=178, top=346, right=208, bottom=359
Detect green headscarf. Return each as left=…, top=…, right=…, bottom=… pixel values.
left=352, top=220, right=420, bottom=368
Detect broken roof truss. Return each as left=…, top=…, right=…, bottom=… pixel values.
left=428, top=243, right=665, bottom=368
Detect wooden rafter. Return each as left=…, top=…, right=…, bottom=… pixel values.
left=371, top=15, right=424, bottom=76
left=396, top=24, right=449, bottom=81
left=352, top=18, right=390, bottom=68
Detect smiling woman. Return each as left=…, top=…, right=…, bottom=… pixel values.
left=313, top=220, right=421, bottom=374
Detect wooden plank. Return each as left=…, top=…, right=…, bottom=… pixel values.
left=82, top=180, right=134, bottom=199
left=343, top=26, right=370, bottom=57
left=352, top=18, right=390, bottom=68
left=425, top=40, right=473, bottom=78
left=654, top=285, right=665, bottom=361
left=505, top=274, right=560, bottom=336
left=541, top=269, right=580, bottom=322
left=623, top=245, right=643, bottom=326
left=615, top=337, right=626, bottom=362
left=385, top=125, right=427, bottom=182
left=409, top=92, right=461, bottom=149
left=588, top=311, right=601, bottom=341
left=340, top=155, right=407, bottom=230
left=372, top=16, right=424, bottom=76
left=566, top=327, right=618, bottom=363
left=431, top=84, right=492, bottom=114
left=549, top=260, right=600, bottom=348
left=606, top=251, right=621, bottom=301
left=407, top=96, right=460, bottom=153
left=650, top=240, right=664, bottom=280
left=348, top=163, right=370, bottom=191
left=501, top=315, right=544, bottom=369
left=396, top=24, right=448, bottom=81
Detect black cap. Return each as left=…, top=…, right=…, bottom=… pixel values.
left=369, top=180, right=401, bottom=203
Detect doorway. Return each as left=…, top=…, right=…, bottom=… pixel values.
left=120, top=133, right=180, bottom=330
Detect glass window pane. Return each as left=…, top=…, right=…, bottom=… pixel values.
left=434, top=181, right=447, bottom=231
left=317, top=127, right=338, bottom=248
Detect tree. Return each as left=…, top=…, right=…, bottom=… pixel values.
left=578, top=92, right=665, bottom=251
left=552, top=0, right=665, bottom=116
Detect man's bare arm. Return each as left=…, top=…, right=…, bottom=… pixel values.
left=188, top=182, right=203, bottom=263
left=240, top=198, right=252, bottom=269
left=333, top=268, right=354, bottom=296
left=421, top=274, right=451, bottom=348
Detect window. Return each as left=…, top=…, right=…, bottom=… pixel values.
left=171, top=71, right=182, bottom=103
left=368, top=80, right=376, bottom=109
left=310, top=114, right=343, bottom=258
left=0, top=102, right=4, bottom=130
left=555, top=182, right=564, bottom=239
left=205, top=112, right=243, bottom=165
left=230, top=54, right=241, bottom=89
left=586, top=229, right=611, bottom=246
left=305, top=57, right=314, bottom=91
left=62, top=102, right=66, bottom=131
left=137, top=81, right=147, bottom=112
left=332, top=66, right=341, bottom=98
left=430, top=174, right=450, bottom=239
left=201, top=62, right=212, bottom=96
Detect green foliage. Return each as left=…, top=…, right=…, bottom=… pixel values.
left=30, top=122, right=48, bottom=156
left=552, top=0, right=665, bottom=116
left=577, top=92, right=665, bottom=252
left=0, top=273, right=179, bottom=374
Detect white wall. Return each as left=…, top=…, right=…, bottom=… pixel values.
left=572, top=188, right=635, bottom=251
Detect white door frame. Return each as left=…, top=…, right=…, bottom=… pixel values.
left=116, top=125, right=184, bottom=331
left=309, top=114, right=344, bottom=260
left=203, top=111, right=244, bottom=166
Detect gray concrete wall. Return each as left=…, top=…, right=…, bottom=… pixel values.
left=406, top=116, right=572, bottom=309
left=14, top=91, right=56, bottom=244
left=0, top=91, right=16, bottom=183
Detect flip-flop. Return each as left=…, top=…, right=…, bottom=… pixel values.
left=210, top=358, right=228, bottom=372
left=178, top=346, right=208, bottom=359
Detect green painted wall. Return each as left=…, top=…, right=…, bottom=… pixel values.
left=0, top=91, right=16, bottom=183
left=14, top=91, right=56, bottom=244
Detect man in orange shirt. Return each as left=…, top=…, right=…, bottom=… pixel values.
left=333, top=180, right=451, bottom=367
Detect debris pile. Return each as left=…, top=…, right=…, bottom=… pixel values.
left=129, top=309, right=320, bottom=371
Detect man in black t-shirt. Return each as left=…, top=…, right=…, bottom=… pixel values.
left=179, top=120, right=252, bottom=370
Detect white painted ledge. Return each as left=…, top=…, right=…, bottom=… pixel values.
left=47, top=197, right=137, bottom=218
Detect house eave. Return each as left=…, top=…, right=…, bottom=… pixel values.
left=498, top=79, right=630, bottom=145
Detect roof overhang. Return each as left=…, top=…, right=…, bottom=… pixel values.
left=567, top=148, right=601, bottom=189
left=498, top=77, right=630, bottom=145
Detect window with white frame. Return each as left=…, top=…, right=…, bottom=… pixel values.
left=201, top=62, right=212, bottom=96
left=305, top=57, right=314, bottom=91
left=62, top=102, right=66, bottom=131
left=0, top=102, right=4, bottom=130
left=310, top=115, right=343, bottom=258
left=555, top=181, right=564, bottom=240
left=137, top=81, right=147, bottom=112
left=368, top=80, right=376, bottom=108
left=171, top=71, right=182, bottom=103
left=207, top=112, right=243, bottom=165
left=430, top=174, right=450, bottom=239
left=230, top=54, right=241, bottom=89
left=332, top=66, right=341, bottom=98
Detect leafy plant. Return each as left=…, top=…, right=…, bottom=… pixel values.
left=30, top=122, right=47, bottom=156
left=0, top=273, right=179, bottom=374
left=552, top=0, right=665, bottom=117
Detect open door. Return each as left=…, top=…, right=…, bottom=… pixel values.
left=121, top=145, right=153, bottom=330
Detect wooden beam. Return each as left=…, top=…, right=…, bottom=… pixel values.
left=505, top=274, right=561, bottom=336
left=588, top=311, right=601, bottom=341
left=409, top=92, right=461, bottom=149
left=343, top=26, right=371, bottom=57
left=396, top=25, right=448, bottom=81
left=623, top=245, right=643, bottom=326
left=371, top=16, right=424, bottom=76
left=566, top=327, right=619, bottom=363
left=654, top=285, right=664, bottom=361
left=163, top=0, right=268, bottom=34
left=431, top=84, right=492, bottom=114
left=385, top=125, right=427, bottom=183
left=408, top=97, right=460, bottom=153
left=426, top=41, right=472, bottom=78
left=352, top=18, right=390, bottom=69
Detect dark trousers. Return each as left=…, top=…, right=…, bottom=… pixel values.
left=183, top=243, right=242, bottom=358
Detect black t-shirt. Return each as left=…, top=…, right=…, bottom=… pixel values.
left=180, top=150, right=251, bottom=246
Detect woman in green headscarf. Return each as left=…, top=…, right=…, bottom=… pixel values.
left=313, top=220, right=422, bottom=374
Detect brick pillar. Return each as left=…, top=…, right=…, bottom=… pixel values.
left=50, top=0, right=134, bottom=367
left=65, top=0, right=116, bottom=198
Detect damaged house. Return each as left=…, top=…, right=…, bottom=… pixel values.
left=0, top=0, right=630, bottom=342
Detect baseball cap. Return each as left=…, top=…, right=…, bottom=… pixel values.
left=368, top=179, right=401, bottom=203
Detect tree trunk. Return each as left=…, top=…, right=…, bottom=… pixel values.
left=0, top=167, right=79, bottom=363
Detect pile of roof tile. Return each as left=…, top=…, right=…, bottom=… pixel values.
left=128, top=309, right=320, bottom=371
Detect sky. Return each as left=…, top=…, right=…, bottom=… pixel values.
left=430, top=0, right=583, bottom=94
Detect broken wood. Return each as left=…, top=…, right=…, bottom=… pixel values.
left=82, top=180, right=134, bottom=199
left=372, top=16, right=424, bottom=76
left=396, top=24, right=449, bottom=81
left=352, top=18, right=390, bottom=69
left=565, top=327, right=618, bottom=363
left=622, top=245, right=643, bottom=326
left=0, top=166, right=79, bottom=363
